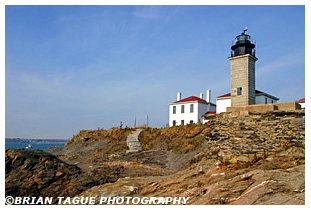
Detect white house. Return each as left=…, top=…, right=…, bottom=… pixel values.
left=169, top=90, right=216, bottom=126
left=296, top=98, right=305, bottom=109
left=215, top=90, right=280, bottom=113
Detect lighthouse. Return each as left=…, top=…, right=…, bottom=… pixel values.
left=229, top=27, right=257, bottom=107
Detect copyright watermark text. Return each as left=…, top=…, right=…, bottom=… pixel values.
left=5, top=196, right=190, bottom=205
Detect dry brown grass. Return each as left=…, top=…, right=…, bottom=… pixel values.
left=139, top=124, right=207, bottom=153
left=66, top=123, right=207, bottom=154
left=66, top=127, right=134, bottom=146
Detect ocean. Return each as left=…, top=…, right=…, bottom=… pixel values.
left=5, top=138, right=68, bottom=151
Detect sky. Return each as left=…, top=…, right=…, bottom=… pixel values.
left=3, top=3, right=307, bottom=139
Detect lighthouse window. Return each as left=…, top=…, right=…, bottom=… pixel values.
left=237, top=87, right=242, bottom=96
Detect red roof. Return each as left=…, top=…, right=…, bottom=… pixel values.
left=216, top=93, right=231, bottom=98
left=295, top=98, right=305, bottom=103
left=205, top=111, right=216, bottom=115
left=216, top=90, right=264, bottom=98
left=203, top=111, right=216, bottom=119
left=173, top=96, right=207, bottom=103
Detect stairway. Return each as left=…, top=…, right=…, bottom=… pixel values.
left=126, top=129, right=143, bottom=153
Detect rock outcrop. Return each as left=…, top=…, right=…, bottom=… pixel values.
left=78, top=145, right=304, bottom=205
left=5, top=149, right=122, bottom=203
left=203, top=110, right=305, bottom=165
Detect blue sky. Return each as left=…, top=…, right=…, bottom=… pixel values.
left=4, top=4, right=306, bottom=139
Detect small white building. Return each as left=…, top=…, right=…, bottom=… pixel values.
left=296, top=98, right=305, bottom=109
left=215, top=90, right=279, bottom=113
left=169, top=90, right=216, bottom=126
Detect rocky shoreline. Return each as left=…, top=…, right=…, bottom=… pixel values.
left=5, top=110, right=305, bottom=204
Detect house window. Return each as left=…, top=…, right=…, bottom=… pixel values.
left=181, top=120, right=184, bottom=125
left=190, top=104, right=194, bottom=113
left=181, top=105, right=185, bottom=113
left=173, top=106, right=176, bottom=114
left=237, top=87, right=242, bottom=96
left=271, top=100, right=274, bottom=104
left=172, top=120, right=176, bottom=126
left=190, top=120, right=194, bottom=124
left=265, top=98, right=267, bottom=104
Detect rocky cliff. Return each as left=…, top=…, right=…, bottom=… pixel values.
left=5, top=110, right=305, bottom=204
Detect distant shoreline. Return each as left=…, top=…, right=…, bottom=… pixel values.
left=5, top=138, right=68, bottom=143
left=5, top=138, right=68, bottom=151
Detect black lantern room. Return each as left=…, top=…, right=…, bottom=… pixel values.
left=231, top=27, right=256, bottom=57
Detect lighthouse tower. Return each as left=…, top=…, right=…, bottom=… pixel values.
left=229, top=27, right=257, bottom=107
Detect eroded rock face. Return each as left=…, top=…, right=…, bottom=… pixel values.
left=5, top=149, right=120, bottom=203
left=78, top=146, right=305, bottom=205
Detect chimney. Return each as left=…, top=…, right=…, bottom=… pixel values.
left=206, top=89, right=211, bottom=103
left=177, top=92, right=181, bottom=101
left=200, top=93, right=204, bottom=99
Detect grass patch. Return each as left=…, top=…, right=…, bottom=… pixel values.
left=67, top=123, right=207, bottom=154
left=66, top=127, right=134, bottom=146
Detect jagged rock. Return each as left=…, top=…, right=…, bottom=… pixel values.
left=5, top=149, right=119, bottom=203
left=78, top=145, right=304, bottom=205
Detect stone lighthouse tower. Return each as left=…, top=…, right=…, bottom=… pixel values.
left=229, top=28, right=257, bottom=107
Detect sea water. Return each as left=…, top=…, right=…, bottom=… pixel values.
left=5, top=139, right=67, bottom=151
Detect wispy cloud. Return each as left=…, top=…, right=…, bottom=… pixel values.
left=257, top=52, right=304, bottom=78
left=132, top=6, right=162, bottom=19
left=255, top=51, right=305, bottom=101
left=55, top=12, right=108, bottom=23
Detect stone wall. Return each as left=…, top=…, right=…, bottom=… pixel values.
left=227, top=104, right=276, bottom=113
left=275, top=102, right=302, bottom=111
left=226, top=102, right=301, bottom=114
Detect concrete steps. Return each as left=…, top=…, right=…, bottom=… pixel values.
left=126, top=129, right=143, bottom=153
